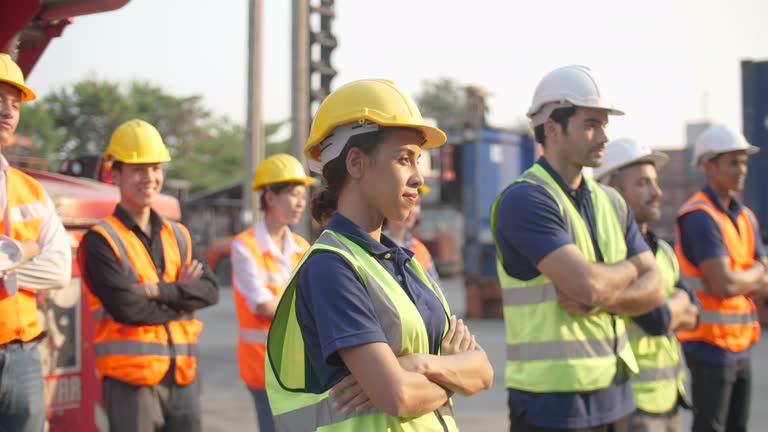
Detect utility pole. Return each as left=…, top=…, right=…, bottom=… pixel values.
left=243, top=0, right=264, bottom=229
left=291, top=0, right=311, bottom=238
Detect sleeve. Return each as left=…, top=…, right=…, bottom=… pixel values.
left=295, top=252, right=388, bottom=366
left=494, top=183, right=573, bottom=272
left=624, top=208, right=651, bottom=258
left=678, top=210, right=729, bottom=266
left=229, top=238, right=276, bottom=313
left=630, top=304, right=672, bottom=336
left=155, top=244, right=219, bottom=312
left=14, top=194, right=72, bottom=291
left=80, top=230, right=182, bottom=325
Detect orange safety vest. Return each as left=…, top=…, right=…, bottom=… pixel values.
left=233, top=228, right=309, bottom=389
left=82, top=215, right=202, bottom=386
left=675, top=191, right=761, bottom=352
left=409, top=236, right=433, bottom=276
left=0, top=168, right=50, bottom=344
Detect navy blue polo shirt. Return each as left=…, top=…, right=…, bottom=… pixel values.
left=294, top=213, right=447, bottom=391
left=494, top=158, right=649, bottom=429
left=678, top=185, right=766, bottom=365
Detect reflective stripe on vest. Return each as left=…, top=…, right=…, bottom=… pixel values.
left=628, top=238, right=688, bottom=414
left=0, top=168, right=50, bottom=344
left=675, top=191, right=760, bottom=352
left=85, top=215, right=202, bottom=386
left=240, top=328, right=269, bottom=344
left=267, top=230, right=456, bottom=432
left=491, top=163, right=637, bottom=393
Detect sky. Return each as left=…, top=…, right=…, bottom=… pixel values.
left=25, top=0, right=768, bottom=149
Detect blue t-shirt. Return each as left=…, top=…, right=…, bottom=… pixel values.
left=294, top=213, right=447, bottom=390
left=677, top=185, right=765, bottom=365
left=494, top=158, right=649, bottom=429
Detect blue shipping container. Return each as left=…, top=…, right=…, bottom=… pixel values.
left=742, top=60, right=768, bottom=238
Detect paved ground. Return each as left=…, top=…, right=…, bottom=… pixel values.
left=197, top=278, right=768, bottom=431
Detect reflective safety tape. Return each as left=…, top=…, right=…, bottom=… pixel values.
left=240, top=328, right=269, bottom=344
left=274, top=395, right=452, bottom=431
left=96, top=221, right=139, bottom=282
left=507, top=334, right=629, bottom=361
left=9, top=202, right=45, bottom=222
left=91, top=306, right=108, bottom=323
left=681, top=276, right=703, bottom=292
left=94, top=340, right=197, bottom=357
left=634, top=364, right=681, bottom=383
left=699, top=310, right=759, bottom=325
left=503, top=284, right=558, bottom=306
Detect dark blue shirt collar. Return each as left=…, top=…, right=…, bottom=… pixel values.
left=702, top=185, right=742, bottom=220
left=326, top=213, right=415, bottom=261
left=537, top=157, right=590, bottom=206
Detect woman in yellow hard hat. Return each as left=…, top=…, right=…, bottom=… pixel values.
left=230, top=153, right=315, bottom=432
left=266, top=79, right=493, bottom=431
left=384, top=184, right=440, bottom=283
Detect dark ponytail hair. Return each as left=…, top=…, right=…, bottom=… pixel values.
left=310, top=127, right=420, bottom=224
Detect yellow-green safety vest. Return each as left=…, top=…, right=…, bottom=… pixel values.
left=626, top=238, right=688, bottom=414
left=266, top=230, right=458, bottom=431
left=491, top=163, right=639, bottom=393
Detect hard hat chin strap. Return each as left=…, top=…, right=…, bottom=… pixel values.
left=308, top=121, right=380, bottom=174
left=529, top=101, right=574, bottom=128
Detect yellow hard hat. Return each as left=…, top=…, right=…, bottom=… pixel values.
left=304, top=79, right=446, bottom=166
left=105, top=119, right=171, bottom=164
left=252, top=153, right=316, bottom=191
left=417, top=184, right=431, bottom=196
left=0, top=54, right=36, bottom=101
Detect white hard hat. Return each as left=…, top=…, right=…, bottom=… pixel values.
left=527, top=65, right=624, bottom=127
left=594, top=138, right=669, bottom=183
left=692, top=125, right=759, bottom=169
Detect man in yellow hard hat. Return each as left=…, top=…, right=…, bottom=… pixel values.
left=594, top=138, right=699, bottom=432
left=0, top=53, right=72, bottom=432
left=231, top=153, right=314, bottom=432
left=78, top=119, right=219, bottom=432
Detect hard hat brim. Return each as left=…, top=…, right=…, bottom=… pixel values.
left=252, top=176, right=316, bottom=191
left=596, top=151, right=669, bottom=183
left=0, top=79, right=36, bottom=102
left=692, top=145, right=760, bottom=169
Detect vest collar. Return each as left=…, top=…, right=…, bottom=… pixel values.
left=538, top=157, right=590, bottom=206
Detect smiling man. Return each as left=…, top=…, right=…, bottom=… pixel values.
left=78, top=119, right=219, bottom=432
left=491, top=65, right=664, bottom=431
left=676, top=125, right=767, bottom=432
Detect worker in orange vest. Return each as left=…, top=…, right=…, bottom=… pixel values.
left=231, top=153, right=314, bottom=432
left=676, top=125, right=768, bottom=432
left=0, top=53, right=72, bottom=432
left=384, top=184, right=439, bottom=282
left=79, top=119, right=219, bottom=432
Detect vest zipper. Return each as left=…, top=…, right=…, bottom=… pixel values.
left=435, top=409, right=448, bottom=431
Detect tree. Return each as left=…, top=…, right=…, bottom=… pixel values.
left=16, top=78, right=285, bottom=192
left=415, top=77, right=467, bottom=129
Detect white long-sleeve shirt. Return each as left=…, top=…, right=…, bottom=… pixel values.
left=231, top=219, right=302, bottom=313
left=0, top=156, right=71, bottom=293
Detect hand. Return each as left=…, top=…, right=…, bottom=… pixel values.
left=178, top=259, right=204, bottom=283
left=441, top=315, right=475, bottom=355
left=557, top=288, right=600, bottom=315
left=19, top=241, right=41, bottom=262
left=131, top=283, right=159, bottom=299
left=677, top=304, right=700, bottom=331
left=329, top=374, right=373, bottom=415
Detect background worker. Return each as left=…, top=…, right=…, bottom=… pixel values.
left=384, top=184, right=440, bottom=282
left=267, top=79, right=493, bottom=431
left=0, top=53, right=72, bottom=432
left=79, top=119, right=219, bottom=432
left=676, top=125, right=767, bottom=432
left=492, top=65, right=664, bottom=431
left=594, top=138, right=700, bottom=432
left=231, top=153, right=314, bottom=432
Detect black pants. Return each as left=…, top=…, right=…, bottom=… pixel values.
left=687, top=357, right=751, bottom=432
left=508, top=398, right=630, bottom=432
left=103, top=369, right=201, bottom=432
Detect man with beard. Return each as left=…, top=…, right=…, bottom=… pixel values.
left=675, top=125, right=767, bottom=432
left=594, top=138, right=700, bottom=432
left=491, top=65, right=664, bottom=431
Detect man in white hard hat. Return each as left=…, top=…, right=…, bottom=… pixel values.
left=491, top=65, right=664, bottom=431
left=594, top=138, right=700, bottom=432
left=0, top=53, right=72, bottom=431
left=675, top=125, right=766, bottom=432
